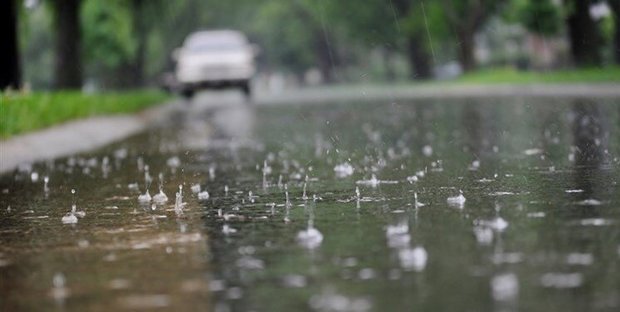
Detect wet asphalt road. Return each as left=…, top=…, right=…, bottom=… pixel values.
left=1, top=91, right=620, bottom=311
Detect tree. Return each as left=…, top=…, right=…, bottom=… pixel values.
left=519, top=0, right=561, bottom=36
left=51, top=0, right=82, bottom=89
left=608, top=0, right=620, bottom=64
left=1, top=0, right=21, bottom=90
left=129, top=0, right=147, bottom=87
left=565, top=0, right=603, bottom=66
left=392, top=0, right=433, bottom=80
left=440, top=0, right=506, bottom=72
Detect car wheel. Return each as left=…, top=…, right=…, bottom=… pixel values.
left=241, top=82, right=251, bottom=99
left=181, top=89, right=194, bottom=99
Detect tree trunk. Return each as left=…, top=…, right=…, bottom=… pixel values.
left=314, top=30, right=336, bottom=84
left=457, top=29, right=476, bottom=72
left=566, top=0, right=602, bottom=67
left=0, top=0, right=21, bottom=90
left=610, top=1, right=620, bottom=64
left=381, top=48, right=396, bottom=82
left=52, top=0, right=83, bottom=90
left=407, top=34, right=431, bottom=80
left=615, top=18, right=620, bottom=65
left=130, top=0, right=146, bottom=87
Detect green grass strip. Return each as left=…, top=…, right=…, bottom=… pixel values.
left=456, top=66, right=620, bottom=84
left=0, top=90, right=170, bottom=138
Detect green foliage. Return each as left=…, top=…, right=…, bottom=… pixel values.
left=17, top=0, right=618, bottom=87
left=519, top=0, right=561, bottom=35
left=0, top=90, right=169, bottom=138
left=82, top=0, right=136, bottom=68
left=251, top=1, right=317, bottom=73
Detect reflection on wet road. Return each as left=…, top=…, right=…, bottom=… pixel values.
left=1, top=92, right=619, bottom=311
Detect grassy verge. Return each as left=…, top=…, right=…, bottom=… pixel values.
left=0, top=90, right=170, bottom=138
left=455, top=66, right=620, bottom=84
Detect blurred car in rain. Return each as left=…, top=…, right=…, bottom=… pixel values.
left=173, top=30, right=257, bottom=99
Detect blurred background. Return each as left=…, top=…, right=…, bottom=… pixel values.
left=1, top=0, right=619, bottom=92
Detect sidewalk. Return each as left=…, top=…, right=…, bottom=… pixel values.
left=0, top=100, right=182, bottom=174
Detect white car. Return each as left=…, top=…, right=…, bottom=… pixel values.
left=174, top=30, right=257, bottom=99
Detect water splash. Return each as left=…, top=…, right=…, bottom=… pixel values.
left=447, top=190, right=466, bottom=208
left=198, top=190, right=210, bottom=200
left=334, top=162, right=354, bottom=177
left=152, top=173, right=168, bottom=204
left=398, top=247, right=428, bottom=272
left=138, top=190, right=151, bottom=204
left=138, top=166, right=152, bottom=204
left=174, top=185, right=184, bottom=215
left=302, top=182, right=308, bottom=200
left=190, top=184, right=201, bottom=194
left=491, top=273, right=519, bottom=302
left=356, top=174, right=380, bottom=187
left=413, top=192, right=425, bottom=208
left=208, top=166, right=216, bottom=180
left=43, top=176, right=50, bottom=195
left=284, top=184, right=291, bottom=207
left=296, top=224, right=323, bottom=249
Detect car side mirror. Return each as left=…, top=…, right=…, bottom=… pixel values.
left=171, top=48, right=181, bottom=61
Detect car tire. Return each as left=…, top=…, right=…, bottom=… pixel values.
left=241, top=81, right=251, bottom=100
left=181, top=89, right=194, bottom=100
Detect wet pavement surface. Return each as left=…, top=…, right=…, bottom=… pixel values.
left=1, top=93, right=620, bottom=311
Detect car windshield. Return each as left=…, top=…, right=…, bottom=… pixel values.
left=185, top=34, right=246, bottom=52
